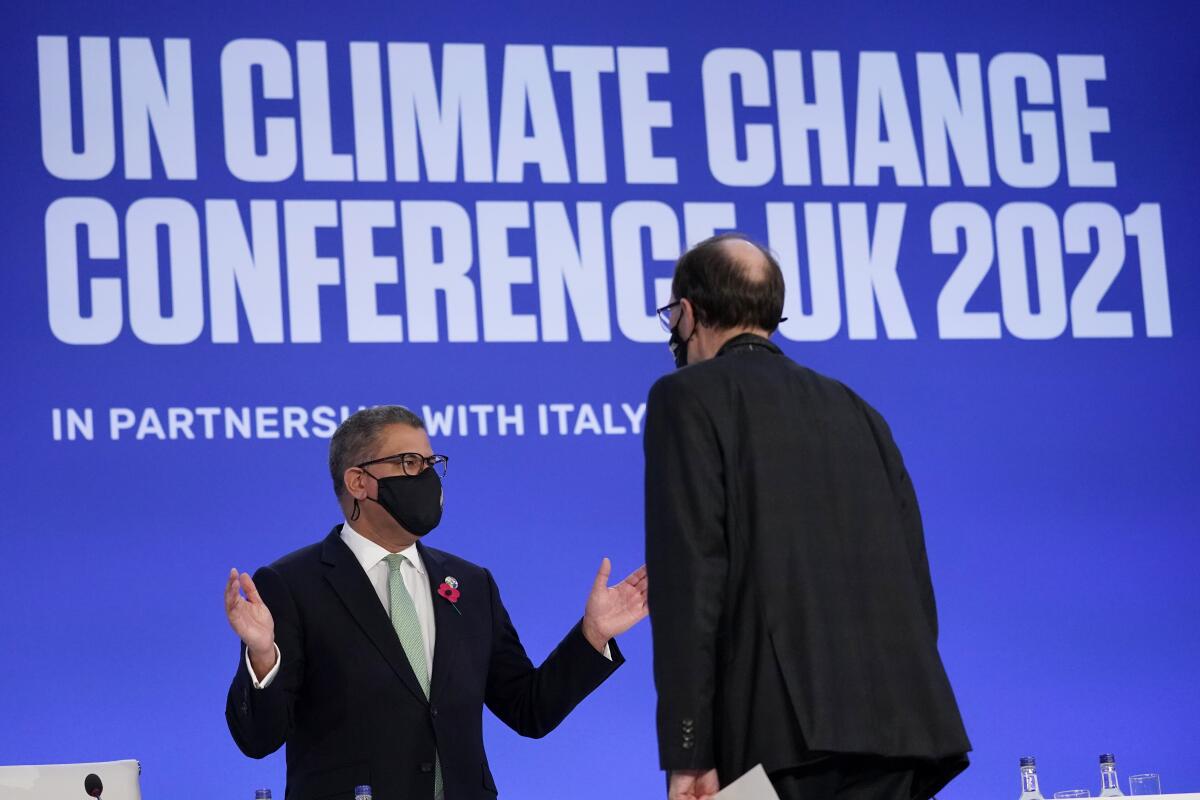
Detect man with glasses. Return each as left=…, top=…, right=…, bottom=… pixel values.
left=645, top=234, right=970, bottom=800
left=224, top=405, right=648, bottom=799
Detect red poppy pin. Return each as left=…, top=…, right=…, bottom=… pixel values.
left=438, top=576, right=462, bottom=615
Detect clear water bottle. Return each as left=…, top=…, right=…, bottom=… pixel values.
left=1019, top=756, right=1045, bottom=800
left=354, top=785, right=372, bottom=800
left=255, top=791, right=271, bottom=800
left=1099, top=754, right=1124, bottom=796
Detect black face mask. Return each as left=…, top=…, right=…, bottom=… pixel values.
left=668, top=317, right=694, bottom=369
left=361, top=467, right=444, bottom=536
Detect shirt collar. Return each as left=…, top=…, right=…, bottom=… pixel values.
left=716, top=331, right=782, bottom=357
left=341, top=520, right=426, bottom=576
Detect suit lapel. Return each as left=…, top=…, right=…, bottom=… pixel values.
left=321, top=528, right=428, bottom=705
left=418, top=543, right=461, bottom=704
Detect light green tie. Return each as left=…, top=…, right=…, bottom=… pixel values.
left=386, top=553, right=443, bottom=800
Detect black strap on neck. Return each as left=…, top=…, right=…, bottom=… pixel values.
left=716, top=332, right=783, bottom=357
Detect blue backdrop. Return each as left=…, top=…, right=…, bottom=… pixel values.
left=2, top=2, right=1198, bottom=799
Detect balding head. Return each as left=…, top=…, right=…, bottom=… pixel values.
left=719, top=236, right=775, bottom=285
left=670, top=233, right=785, bottom=333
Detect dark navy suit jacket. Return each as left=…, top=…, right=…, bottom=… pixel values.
left=226, top=526, right=623, bottom=800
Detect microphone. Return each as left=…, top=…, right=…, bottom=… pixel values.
left=83, top=773, right=103, bottom=798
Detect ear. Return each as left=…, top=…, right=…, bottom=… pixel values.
left=678, top=298, right=697, bottom=333
left=343, top=466, right=369, bottom=500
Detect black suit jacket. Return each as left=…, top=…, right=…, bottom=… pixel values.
left=226, top=527, right=623, bottom=800
left=644, top=335, right=970, bottom=794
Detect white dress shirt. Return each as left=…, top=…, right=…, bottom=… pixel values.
left=247, top=521, right=437, bottom=688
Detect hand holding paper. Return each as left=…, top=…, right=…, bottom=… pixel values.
left=714, top=765, right=780, bottom=800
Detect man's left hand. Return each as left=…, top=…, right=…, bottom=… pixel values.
left=582, top=558, right=648, bottom=651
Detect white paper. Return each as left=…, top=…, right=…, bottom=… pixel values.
left=716, top=764, right=781, bottom=800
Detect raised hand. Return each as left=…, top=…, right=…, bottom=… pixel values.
left=225, top=568, right=276, bottom=675
left=582, top=558, right=649, bottom=651
left=669, top=769, right=720, bottom=800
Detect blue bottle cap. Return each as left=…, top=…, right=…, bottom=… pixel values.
left=1019, top=756, right=1036, bottom=767
left=1100, top=754, right=1116, bottom=764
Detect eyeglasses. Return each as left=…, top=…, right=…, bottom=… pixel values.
left=356, top=452, right=450, bottom=479
left=656, top=299, right=788, bottom=333
left=656, top=300, right=681, bottom=333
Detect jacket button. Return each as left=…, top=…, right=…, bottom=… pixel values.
left=430, top=705, right=439, bottom=718
left=682, top=741, right=694, bottom=750
left=240, top=702, right=249, bottom=714
left=419, top=762, right=434, bottom=773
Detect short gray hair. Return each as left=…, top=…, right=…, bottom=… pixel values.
left=329, top=405, right=426, bottom=497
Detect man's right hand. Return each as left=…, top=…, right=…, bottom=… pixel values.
left=225, top=568, right=277, bottom=677
left=668, top=769, right=720, bottom=800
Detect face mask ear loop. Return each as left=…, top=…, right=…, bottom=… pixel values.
left=350, top=465, right=380, bottom=523
left=669, top=310, right=697, bottom=369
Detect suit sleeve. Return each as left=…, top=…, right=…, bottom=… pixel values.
left=860, top=401, right=939, bottom=640
left=483, top=568, right=623, bottom=739
left=224, top=565, right=305, bottom=758
left=643, top=375, right=728, bottom=771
